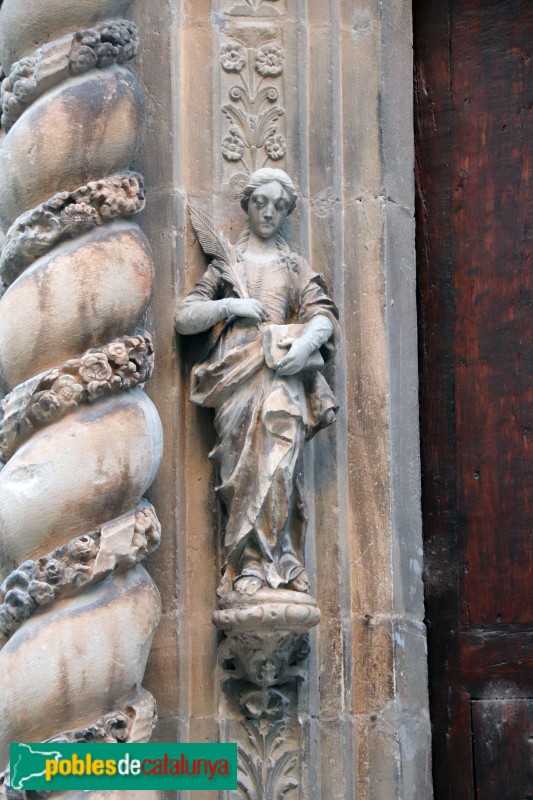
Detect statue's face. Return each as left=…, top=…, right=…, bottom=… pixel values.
left=247, top=181, right=291, bottom=239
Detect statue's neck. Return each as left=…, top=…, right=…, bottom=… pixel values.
left=242, top=230, right=279, bottom=263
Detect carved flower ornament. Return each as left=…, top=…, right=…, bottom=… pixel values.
left=30, top=391, right=65, bottom=423
left=220, top=42, right=247, bottom=72
left=43, top=559, right=64, bottom=583
left=29, top=581, right=55, bottom=605
left=68, top=535, right=98, bottom=562
left=79, top=352, right=113, bottom=383
left=79, top=352, right=114, bottom=399
left=71, top=44, right=98, bottom=73
left=0, top=608, right=16, bottom=633
left=4, top=588, right=35, bottom=623
left=52, top=374, right=84, bottom=408
left=222, top=134, right=246, bottom=161
left=124, top=333, right=152, bottom=359
left=11, top=75, right=37, bottom=102
left=106, top=341, right=131, bottom=366
left=265, top=133, right=286, bottom=160
left=60, top=202, right=99, bottom=234
left=95, top=41, right=118, bottom=68
left=1, top=58, right=38, bottom=122
left=255, top=44, right=284, bottom=76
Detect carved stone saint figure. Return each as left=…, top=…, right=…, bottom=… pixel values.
left=175, top=169, right=338, bottom=597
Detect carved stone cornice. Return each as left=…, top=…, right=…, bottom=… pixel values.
left=0, top=173, right=145, bottom=286
left=0, top=333, right=154, bottom=462
left=0, top=21, right=139, bottom=132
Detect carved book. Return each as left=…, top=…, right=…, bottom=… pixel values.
left=261, top=323, right=325, bottom=371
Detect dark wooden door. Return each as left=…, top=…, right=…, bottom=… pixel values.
left=414, top=1, right=533, bottom=798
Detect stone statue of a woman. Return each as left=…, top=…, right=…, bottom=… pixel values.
left=175, top=169, right=338, bottom=598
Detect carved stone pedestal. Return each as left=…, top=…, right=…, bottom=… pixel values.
left=213, top=589, right=320, bottom=687
left=213, top=590, right=320, bottom=798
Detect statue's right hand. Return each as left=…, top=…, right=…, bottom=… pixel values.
left=226, top=298, right=270, bottom=322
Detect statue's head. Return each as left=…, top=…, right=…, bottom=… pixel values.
left=241, top=168, right=297, bottom=240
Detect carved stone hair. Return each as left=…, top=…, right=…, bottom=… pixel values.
left=240, top=168, right=297, bottom=215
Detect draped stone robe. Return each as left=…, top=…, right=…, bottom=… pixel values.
left=180, top=248, right=338, bottom=595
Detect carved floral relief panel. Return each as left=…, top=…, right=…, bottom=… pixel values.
left=220, top=23, right=286, bottom=189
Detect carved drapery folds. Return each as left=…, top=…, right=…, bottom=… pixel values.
left=0, top=0, right=162, bottom=795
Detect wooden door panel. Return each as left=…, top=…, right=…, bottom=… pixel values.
left=414, top=1, right=533, bottom=797
left=451, top=0, right=533, bottom=627
left=472, top=700, right=533, bottom=800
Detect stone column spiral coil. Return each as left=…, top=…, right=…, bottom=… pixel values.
left=0, top=0, right=163, bottom=793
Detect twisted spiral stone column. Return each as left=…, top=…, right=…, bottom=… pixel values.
left=0, top=0, right=163, bottom=794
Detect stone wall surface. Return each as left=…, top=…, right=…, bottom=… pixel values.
left=0, top=0, right=432, bottom=798
left=132, top=1, right=432, bottom=799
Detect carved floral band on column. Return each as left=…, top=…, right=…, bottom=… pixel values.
left=0, top=500, right=161, bottom=643
left=0, top=0, right=163, bottom=789
left=0, top=332, right=154, bottom=461
left=220, top=24, right=286, bottom=185
left=0, top=174, right=146, bottom=286
left=0, top=21, right=139, bottom=131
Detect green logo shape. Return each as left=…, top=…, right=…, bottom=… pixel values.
left=10, top=743, right=237, bottom=791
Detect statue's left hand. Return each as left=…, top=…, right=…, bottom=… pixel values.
left=276, top=337, right=314, bottom=375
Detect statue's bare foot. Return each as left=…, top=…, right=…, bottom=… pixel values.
left=288, top=570, right=310, bottom=592
left=234, top=575, right=264, bottom=595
